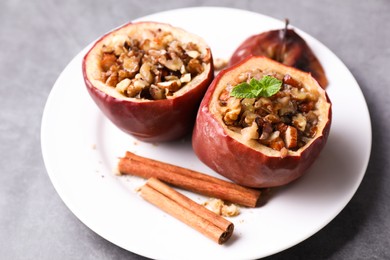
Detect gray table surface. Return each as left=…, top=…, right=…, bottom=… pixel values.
left=1, top=0, right=389, bottom=259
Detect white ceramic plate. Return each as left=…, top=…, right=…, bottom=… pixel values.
left=41, top=7, right=371, bottom=260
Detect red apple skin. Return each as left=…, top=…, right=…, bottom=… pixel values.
left=192, top=56, right=331, bottom=188
left=83, top=77, right=212, bottom=142
left=82, top=22, right=214, bottom=142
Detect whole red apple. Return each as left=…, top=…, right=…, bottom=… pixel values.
left=229, top=26, right=328, bottom=88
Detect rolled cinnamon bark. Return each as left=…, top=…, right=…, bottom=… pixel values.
left=140, top=178, right=234, bottom=244
left=118, top=151, right=261, bottom=207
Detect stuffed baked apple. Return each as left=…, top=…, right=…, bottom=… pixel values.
left=192, top=56, right=331, bottom=188
left=83, top=22, right=213, bottom=142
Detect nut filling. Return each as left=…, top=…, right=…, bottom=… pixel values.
left=218, top=69, right=320, bottom=156
left=99, top=29, right=210, bottom=100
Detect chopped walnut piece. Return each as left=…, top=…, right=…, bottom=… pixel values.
left=203, top=198, right=240, bottom=217
left=139, top=63, right=154, bottom=83
left=186, top=50, right=200, bottom=58
left=186, top=58, right=204, bottom=75
left=202, top=49, right=212, bottom=63
left=269, top=137, right=285, bottom=151
left=157, top=79, right=181, bottom=92
left=243, top=111, right=258, bottom=127
left=292, top=113, right=307, bottom=132
left=101, top=53, right=116, bottom=71
left=105, top=72, right=118, bottom=87
left=126, top=81, right=144, bottom=97
left=219, top=88, right=231, bottom=103
left=221, top=203, right=240, bottom=217
left=123, top=56, right=140, bottom=73
left=284, top=126, right=298, bottom=149
left=149, top=84, right=165, bottom=100
left=283, top=74, right=301, bottom=88
left=116, top=78, right=131, bottom=94
left=223, top=98, right=241, bottom=125
left=158, top=54, right=183, bottom=71
left=180, top=73, right=191, bottom=83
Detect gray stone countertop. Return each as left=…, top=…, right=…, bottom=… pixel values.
left=1, top=0, right=389, bottom=259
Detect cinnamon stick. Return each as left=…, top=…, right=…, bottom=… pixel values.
left=140, top=178, right=234, bottom=244
left=118, top=151, right=261, bottom=207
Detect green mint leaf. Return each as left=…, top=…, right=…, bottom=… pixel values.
left=260, top=75, right=282, bottom=97
left=230, top=75, right=282, bottom=98
left=249, top=78, right=261, bottom=88
left=230, top=82, right=259, bottom=98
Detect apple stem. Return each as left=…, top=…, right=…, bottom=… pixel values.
left=278, top=18, right=289, bottom=62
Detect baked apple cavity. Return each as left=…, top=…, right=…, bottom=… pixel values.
left=192, top=56, right=332, bottom=188
left=83, top=21, right=213, bottom=142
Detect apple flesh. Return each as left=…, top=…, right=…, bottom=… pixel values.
left=229, top=28, right=328, bottom=88
left=82, top=22, right=214, bottom=142
left=192, top=56, right=332, bottom=188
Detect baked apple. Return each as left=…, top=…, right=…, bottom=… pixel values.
left=228, top=20, right=328, bottom=88
left=83, top=22, right=213, bottom=142
left=192, top=56, right=331, bottom=188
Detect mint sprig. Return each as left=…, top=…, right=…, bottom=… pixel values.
left=230, top=75, right=282, bottom=98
